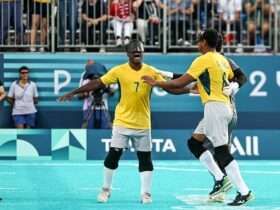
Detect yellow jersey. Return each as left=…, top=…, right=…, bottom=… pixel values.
left=187, top=52, right=234, bottom=104
left=101, top=63, right=164, bottom=129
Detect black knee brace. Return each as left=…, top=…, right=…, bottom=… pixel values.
left=104, top=147, right=123, bottom=170
left=137, top=151, right=153, bottom=172
left=187, top=137, right=206, bottom=159
left=214, top=145, right=234, bottom=169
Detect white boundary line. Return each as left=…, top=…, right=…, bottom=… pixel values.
left=154, top=161, right=280, bottom=167
left=1, top=161, right=280, bottom=167
left=154, top=166, right=280, bottom=175
left=79, top=187, right=120, bottom=191
left=0, top=163, right=104, bottom=167
left=0, top=162, right=279, bottom=175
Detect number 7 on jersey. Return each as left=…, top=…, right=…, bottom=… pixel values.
left=134, top=81, right=140, bottom=92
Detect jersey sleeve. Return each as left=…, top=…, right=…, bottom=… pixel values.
left=186, top=57, right=205, bottom=79
left=100, top=67, right=119, bottom=85
left=149, top=66, right=166, bottom=81
left=155, top=71, right=166, bottom=81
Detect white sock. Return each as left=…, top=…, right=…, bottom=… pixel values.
left=103, top=167, right=115, bottom=190
left=225, top=160, right=249, bottom=195
left=199, top=150, right=224, bottom=181
left=140, top=171, right=153, bottom=195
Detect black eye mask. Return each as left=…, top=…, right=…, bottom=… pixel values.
left=126, top=41, right=144, bottom=54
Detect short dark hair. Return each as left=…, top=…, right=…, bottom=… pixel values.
left=19, top=66, right=29, bottom=73
left=198, top=29, right=219, bottom=48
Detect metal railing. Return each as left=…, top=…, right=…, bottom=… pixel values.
left=0, top=0, right=279, bottom=53
left=0, top=0, right=51, bottom=51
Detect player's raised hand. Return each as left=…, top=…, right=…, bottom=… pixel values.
left=142, top=76, right=157, bottom=86
left=58, top=92, right=75, bottom=102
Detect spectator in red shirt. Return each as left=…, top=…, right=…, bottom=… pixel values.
left=110, top=0, right=134, bottom=46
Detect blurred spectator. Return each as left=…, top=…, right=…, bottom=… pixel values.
left=0, top=80, right=6, bottom=102
left=78, top=60, right=113, bottom=129
left=7, top=66, right=39, bottom=128
left=0, top=0, right=24, bottom=45
left=167, top=0, right=193, bottom=45
left=81, top=0, right=108, bottom=53
left=23, top=0, right=35, bottom=33
left=58, top=0, right=78, bottom=46
left=109, top=0, right=134, bottom=46
left=133, top=0, right=165, bottom=45
left=244, top=0, right=273, bottom=52
left=192, top=0, right=218, bottom=30
left=30, top=0, right=50, bottom=52
left=217, top=0, right=242, bottom=52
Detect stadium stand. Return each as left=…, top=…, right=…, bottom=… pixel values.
left=0, top=0, right=279, bottom=53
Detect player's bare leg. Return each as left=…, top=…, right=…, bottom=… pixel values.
left=97, top=147, right=123, bottom=203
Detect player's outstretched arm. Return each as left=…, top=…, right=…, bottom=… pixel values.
left=172, top=73, right=184, bottom=79
left=142, top=73, right=195, bottom=90
left=58, top=79, right=105, bottom=102
left=165, top=87, right=190, bottom=95
left=165, top=83, right=199, bottom=95
left=155, top=69, right=183, bottom=80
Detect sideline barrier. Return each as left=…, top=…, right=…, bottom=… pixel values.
left=0, top=129, right=278, bottom=160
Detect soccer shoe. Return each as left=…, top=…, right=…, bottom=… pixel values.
left=97, top=188, right=111, bottom=203
left=141, top=193, right=152, bottom=204
left=227, top=191, right=254, bottom=206
left=209, top=176, right=232, bottom=199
